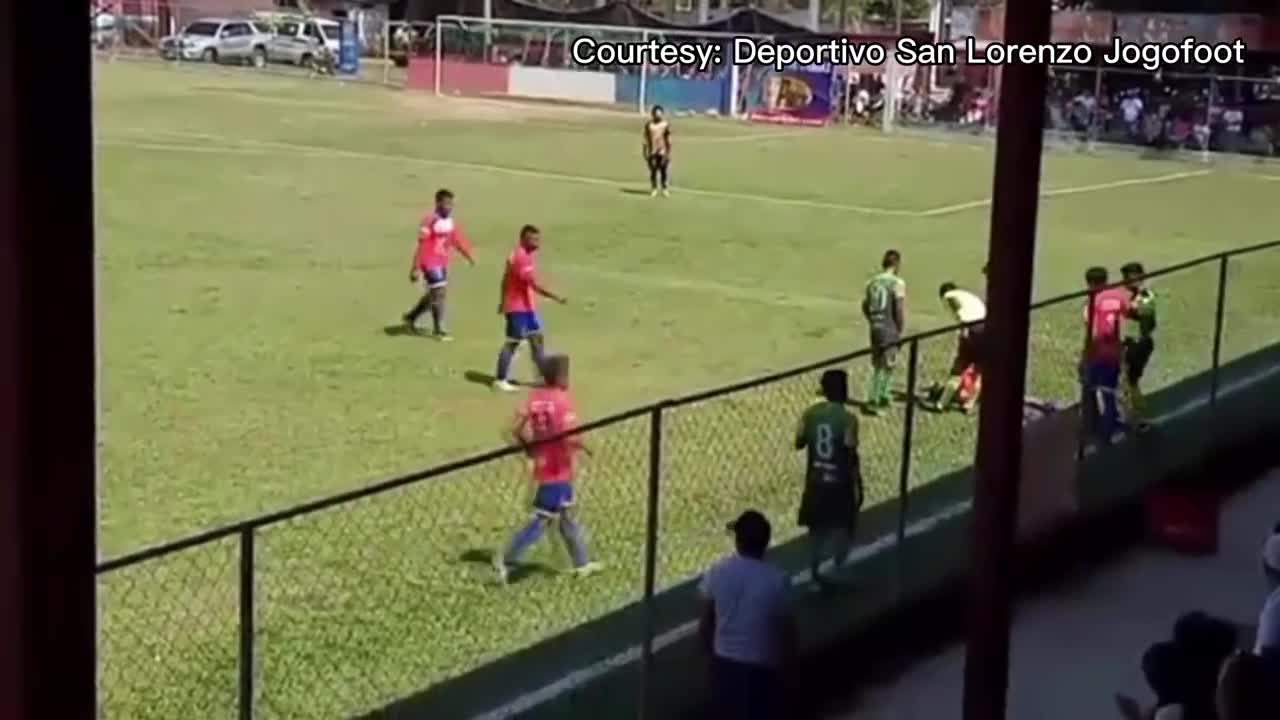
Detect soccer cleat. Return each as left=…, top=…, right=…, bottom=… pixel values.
left=661, top=188, right=670, bottom=197
left=493, top=554, right=509, bottom=585
left=571, top=561, right=604, bottom=578
left=401, top=315, right=418, bottom=333
left=434, top=332, right=454, bottom=342
left=493, top=379, right=518, bottom=393
left=649, top=189, right=658, bottom=197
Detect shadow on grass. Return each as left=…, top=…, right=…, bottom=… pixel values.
left=619, top=188, right=654, bottom=197
left=464, top=370, right=496, bottom=387
left=382, top=324, right=422, bottom=338
left=466, top=370, right=546, bottom=390
left=458, top=548, right=554, bottom=584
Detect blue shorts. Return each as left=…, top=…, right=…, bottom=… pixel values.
left=422, top=267, right=447, bottom=289
left=532, top=482, right=574, bottom=516
left=505, top=312, right=543, bottom=341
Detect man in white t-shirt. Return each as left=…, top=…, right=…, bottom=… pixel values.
left=1256, top=527, right=1280, bottom=661
left=699, top=510, right=795, bottom=720
left=1121, top=92, right=1144, bottom=137
left=927, top=282, right=987, bottom=413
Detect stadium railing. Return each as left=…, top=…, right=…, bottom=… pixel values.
left=95, top=240, right=1280, bottom=719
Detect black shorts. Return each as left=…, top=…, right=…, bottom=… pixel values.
left=869, top=324, right=899, bottom=369
left=952, top=323, right=986, bottom=375
left=710, top=657, right=781, bottom=720
left=646, top=153, right=669, bottom=172
left=798, top=481, right=861, bottom=531
left=1124, top=337, right=1154, bottom=384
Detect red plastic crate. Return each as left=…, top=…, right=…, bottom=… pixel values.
left=1144, top=487, right=1221, bottom=555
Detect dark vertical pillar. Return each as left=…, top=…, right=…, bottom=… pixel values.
left=0, top=2, right=98, bottom=719
left=961, top=0, right=1054, bottom=718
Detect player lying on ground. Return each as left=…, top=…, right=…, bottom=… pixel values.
left=404, top=188, right=474, bottom=340
left=1120, top=262, right=1157, bottom=433
left=494, top=224, right=567, bottom=392
left=643, top=105, right=672, bottom=197
left=862, top=250, right=907, bottom=415
left=926, top=282, right=988, bottom=414
left=795, top=369, right=864, bottom=591
left=494, top=354, right=603, bottom=583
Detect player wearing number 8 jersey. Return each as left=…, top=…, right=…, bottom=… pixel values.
left=494, top=355, right=602, bottom=584
left=795, top=370, right=863, bottom=591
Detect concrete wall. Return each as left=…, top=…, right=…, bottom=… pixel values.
left=406, top=57, right=731, bottom=115
left=508, top=66, right=616, bottom=105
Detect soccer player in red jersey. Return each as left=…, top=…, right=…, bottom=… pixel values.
left=404, top=188, right=474, bottom=340
left=493, top=224, right=566, bottom=392
left=494, top=355, right=602, bottom=583
left=1080, top=266, right=1131, bottom=443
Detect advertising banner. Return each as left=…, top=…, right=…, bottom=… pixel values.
left=747, top=68, right=833, bottom=126
left=339, top=19, right=360, bottom=76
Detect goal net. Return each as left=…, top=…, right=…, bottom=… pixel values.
left=417, top=15, right=768, bottom=116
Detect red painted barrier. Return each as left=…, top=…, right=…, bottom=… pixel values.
left=1145, top=486, right=1221, bottom=555
left=406, top=57, right=510, bottom=95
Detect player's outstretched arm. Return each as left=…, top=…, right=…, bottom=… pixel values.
left=533, top=281, right=567, bottom=305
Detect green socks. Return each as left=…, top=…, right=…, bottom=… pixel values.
left=868, top=369, right=893, bottom=406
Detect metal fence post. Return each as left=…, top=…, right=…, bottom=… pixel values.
left=639, top=404, right=663, bottom=720
left=239, top=527, right=256, bottom=720
left=1209, top=254, right=1229, bottom=407
left=895, top=339, right=920, bottom=567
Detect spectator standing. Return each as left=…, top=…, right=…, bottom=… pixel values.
left=1081, top=267, right=1130, bottom=443
left=1255, top=527, right=1280, bottom=661
left=699, top=510, right=795, bottom=720
left=795, top=370, right=863, bottom=590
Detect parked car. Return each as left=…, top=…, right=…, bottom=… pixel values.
left=160, top=18, right=273, bottom=66
left=266, top=18, right=341, bottom=68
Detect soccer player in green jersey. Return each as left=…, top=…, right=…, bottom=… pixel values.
left=795, top=369, right=864, bottom=590
left=861, top=250, right=907, bottom=415
left=1120, top=262, right=1157, bottom=432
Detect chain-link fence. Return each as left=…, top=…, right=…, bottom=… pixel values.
left=96, top=241, right=1280, bottom=719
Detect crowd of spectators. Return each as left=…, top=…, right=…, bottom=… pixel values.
left=1115, top=525, right=1280, bottom=720
left=1044, top=67, right=1280, bottom=156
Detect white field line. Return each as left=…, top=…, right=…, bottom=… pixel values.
left=1258, top=174, right=1280, bottom=181
left=555, top=263, right=847, bottom=310
left=917, top=169, right=1213, bottom=217
left=688, top=129, right=810, bottom=144
left=469, top=360, right=1280, bottom=720
left=98, top=131, right=921, bottom=217
left=98, top=133, right=1215, bottom=219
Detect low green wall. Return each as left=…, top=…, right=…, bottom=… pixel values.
left=375, top=346, right=1280, bottom=720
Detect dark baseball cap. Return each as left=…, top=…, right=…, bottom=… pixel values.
left=726, top=510, right=771, bottom=549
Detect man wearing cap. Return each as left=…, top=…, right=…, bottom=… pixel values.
left=795, top=369, right=863, bottom=589
left=699, top=510, right=795, bottom=720
left=1256, top=526, right=1280, bottom=661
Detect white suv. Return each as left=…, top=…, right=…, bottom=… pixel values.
left=160, top=18, right=273, bottom=66
left=267, top=18, right=341, bottom=67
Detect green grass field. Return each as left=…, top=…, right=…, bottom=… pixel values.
left=94, top=60, right=1280, bottom=719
